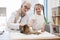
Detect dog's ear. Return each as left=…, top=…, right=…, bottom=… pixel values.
left=24, top=25, right=28, bottom=27
left=23, top=25, right=30, bottom=34
left=24, top=25, right=29, bottom=28
left=24, top=25, right=30, bottom=30
left=19, top=24, right=30, bottom=34
left=23, top=25, right=28, bottom=31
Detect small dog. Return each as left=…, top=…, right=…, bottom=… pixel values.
left=19, top=25, right=41, bottom=34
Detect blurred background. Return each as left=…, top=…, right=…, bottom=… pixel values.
left=0, top=0, right=60, bottom=39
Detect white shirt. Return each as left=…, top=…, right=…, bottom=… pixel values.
left=7, top=11, right=29, bottom=30
left=29, top=14, right=45, bottom=31
left=17, top=14, right=29, bottom=25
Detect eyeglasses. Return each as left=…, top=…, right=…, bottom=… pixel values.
left=36, top=8, right=41, bottom=10
left=24, top=5, right=30, bottom=10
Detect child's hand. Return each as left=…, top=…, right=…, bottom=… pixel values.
left=19, top=23, right=25, bottom=26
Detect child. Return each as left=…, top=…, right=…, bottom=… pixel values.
left=28, top=4, right=46, bottom=32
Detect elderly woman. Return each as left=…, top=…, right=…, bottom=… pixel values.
left=7, top=1, right=31, bottom=30
left=28, top=4, right=46, bottom=32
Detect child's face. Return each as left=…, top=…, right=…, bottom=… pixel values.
left=35, top=5, right=42, bottom=15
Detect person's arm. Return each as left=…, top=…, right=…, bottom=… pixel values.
left=41, top=15, right=46, bottom=32
left=28, top=19, right=35, bottom=27
left=28, top=19, right=37, bottom=32
left=7, top=12, right=20, bottom=30
left=14, top=12, right=20, bottom=23
left=37, top=22, right=45, bottom=33
left=28, top=15, right=35, bottom=27
left=41, top=22, right=46, bottom=32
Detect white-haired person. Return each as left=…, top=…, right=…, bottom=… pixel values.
left=7, top=1, right=31, bottom=31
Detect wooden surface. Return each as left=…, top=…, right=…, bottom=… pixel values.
left=52, top=6, right=60, bottom=25
left=11, top=37, right=60, bottom=40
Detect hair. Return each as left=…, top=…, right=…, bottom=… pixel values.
left=34, top=4, right=44, bottom=12
left=34, top=4, right=46, bottom=22
left=21, top=1, right=26, bottom=8
left=21, top=1, right=31, bottom=8
left=17, top=1, right=26, bottom=13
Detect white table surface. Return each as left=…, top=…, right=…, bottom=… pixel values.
left=9, top=31, right=58, bottom=39
left=0, top=28, right=10, bottom=40
left=0, top=27, right=59, bottom=40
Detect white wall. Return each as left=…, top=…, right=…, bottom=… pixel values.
left=0, top=0, right=21, bottom=26
left=6, top=0, right=21, bottom=20
left=0, top=0, right=21, bottom=19
left=48, top=0, right=59, bottom=23
left=51, top=0, right=59, bottom=8
left=0, top=0, right=7, bottom=26
left=48, top=0, right=52, bottom=22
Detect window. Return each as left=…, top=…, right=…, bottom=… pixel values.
left=0, top=7, right=6, bottom=16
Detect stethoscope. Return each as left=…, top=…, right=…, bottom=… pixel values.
left=19, top=13, right=25, bottom=23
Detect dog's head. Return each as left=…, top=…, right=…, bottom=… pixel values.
left=19, top=25, right=24, bottom=33
left=19, top=25, right=30, bottom=34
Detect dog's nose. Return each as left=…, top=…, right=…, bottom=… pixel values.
left=20, top=30, right=24, bottom=33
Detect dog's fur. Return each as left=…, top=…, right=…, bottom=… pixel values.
left=19, top=25, right=40, bottom=34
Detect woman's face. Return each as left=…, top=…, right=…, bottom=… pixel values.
left=35, top=5, right=42, bottom=15
left=21, top=3, right=30, bottom=14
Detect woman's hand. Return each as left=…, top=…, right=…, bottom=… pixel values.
left=28, top=19, right=35, bottom=27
